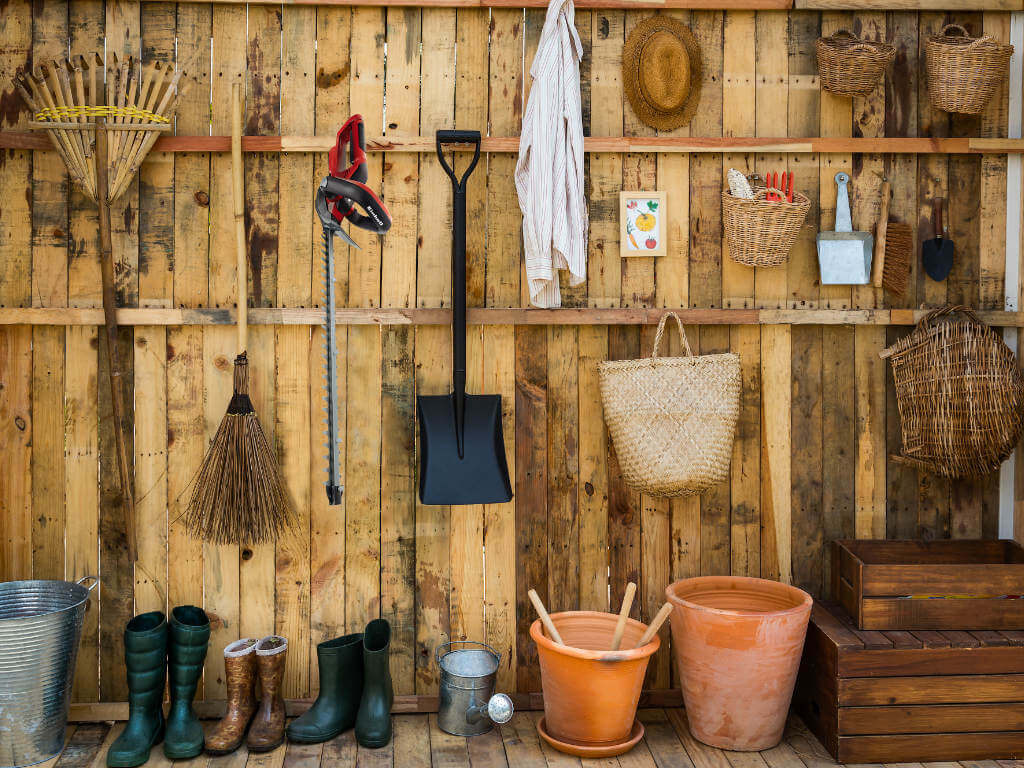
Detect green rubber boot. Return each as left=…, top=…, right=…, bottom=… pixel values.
left=106, top=612, right=167, bottom=768
left=287, top=634, right=363, bottom=743
left=355, top=620, right=393, bottom=748
left=163, top=606, right=211, bottom=759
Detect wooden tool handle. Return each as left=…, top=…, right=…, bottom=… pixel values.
left=635, top=603, right=674, bottom=649
left=933, top=198, right=944, bottom=239
left=528, top=589, right=564, bottom=646
left=872, top=180, right=891, bottom=289
left=610, top=582, right=636, bottom=651
left=232, top=82, right=247, bottom=353
left=96, top=123, right=138, bottom=563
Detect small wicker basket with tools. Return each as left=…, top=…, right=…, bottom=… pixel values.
left=816, top=30, right=895, bottom=98
left=926, top=24, right=1013, bottom=115
left=598, top=313, right=740, bottom=498
left=722, top=187, right=810, bottom=268
left=881, top=306, right=1024, bottom=479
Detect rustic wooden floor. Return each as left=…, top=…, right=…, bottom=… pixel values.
left=44, top=710, right=1014, bottom=768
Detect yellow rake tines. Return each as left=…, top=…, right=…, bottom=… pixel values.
left=14, top=52, right=186, bottom=203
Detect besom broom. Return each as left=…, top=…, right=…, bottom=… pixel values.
left=184, top=82, right=294, bottom=546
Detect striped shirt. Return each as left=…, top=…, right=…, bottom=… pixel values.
left=515, top=0, right=588, bottom=309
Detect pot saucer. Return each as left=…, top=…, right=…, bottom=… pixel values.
left=536, top=717, right=645, bottom=758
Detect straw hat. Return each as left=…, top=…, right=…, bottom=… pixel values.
left=622, top=16, right=703, bottom=131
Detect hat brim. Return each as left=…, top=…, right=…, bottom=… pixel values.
left=622, top=16, right=703, bottom=132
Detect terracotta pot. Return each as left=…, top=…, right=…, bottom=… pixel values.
left=666, top=576, right=812, bottom=751
left=531, top=611, right=659, bottom=747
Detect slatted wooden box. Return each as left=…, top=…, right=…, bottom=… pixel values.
left=794, top=601, right=1024, bottom=763
left=833, top=539, right=1024, bottom=630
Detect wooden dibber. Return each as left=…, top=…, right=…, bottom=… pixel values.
left=610, top=582, right=637, bottom=651
left=528, top=589, right=565, bottom=646
left=635, top=603, right=674, bottom=649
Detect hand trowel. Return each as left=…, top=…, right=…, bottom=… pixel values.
left=922, top=198, right=954, bottom=282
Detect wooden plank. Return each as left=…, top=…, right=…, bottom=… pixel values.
left=15, top=305, right=1024, bottom=327
left=515, top=325, right=548, bottom=693
left=858, top=598, right=1024, bottom=630
left=840, top=674, right=1024, bottom=706
left=14, top=132, right=1024, bottom=154
left=309, top=2, right=351, bottom=694
left=29, top=0, right=69, bottom=582
left=577, top=326, right=610, bottom=613
left=859, top=563, right=1024, bottom=595
left=427, top=714, right=470, bottom=768
left=836, top=732, right=1024, bottom=764
left=275, top=3, right=315, bottom=701
left=499, top=713, right=546, bottom=768
left=547, top=325, right=580, bottom=614
left=838, top=645, right=1024, bottom=677
left=393, top=715, right=430, bottom=768
left=135, top=0, right=800, bottom=8
left=840, top=703, right=1024, bottom=736
left=167, top=0, right=211, bottom=640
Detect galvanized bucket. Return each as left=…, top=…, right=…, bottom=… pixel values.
left=0, top=577, right=98, bottom=768
left=435, top=641, right=513, bottom=736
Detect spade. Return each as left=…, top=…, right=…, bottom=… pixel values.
left=922, top=198, right=954, bottom=282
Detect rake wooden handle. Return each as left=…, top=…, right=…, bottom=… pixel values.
left=528, top=589, right=564, bottom=646
left=636, top=603, right=674, bottom=649
left=610, top=582, right=636, bottom=651
left=232, top=81, right=247, bottom=353
left=96, top=123, right=138, bottom=563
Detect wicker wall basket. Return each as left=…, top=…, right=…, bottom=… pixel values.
left=881, top=306, right=1024, bottom=479
left=598, top=313, right=741, bottom=498
left=926, top=24, right=1013, bottom=115
left=816, top=30, right=895, bottom=98
left=723, top=188, right=811, bottom=268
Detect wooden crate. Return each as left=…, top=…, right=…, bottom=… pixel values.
left=795, top=600, right=1024, bottom=763
left=833, top=539, right=1024, bottom=630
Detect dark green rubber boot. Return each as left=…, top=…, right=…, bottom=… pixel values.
left=287, top=633, right=363, bottom=743
left=163, top=606, right=211, bottom=759
left=107, top=612, right=167, bottom=768
left=355, top=620, right=393, bottom=748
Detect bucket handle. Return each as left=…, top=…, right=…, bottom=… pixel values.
left=435, top=639, right=501, bottom=668
left=76, top=575, right=99, bottom=593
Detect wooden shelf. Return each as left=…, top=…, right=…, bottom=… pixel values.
left=3, top=132, right=1023, bottom=155
left=3, top=306, right=1022, bottom=327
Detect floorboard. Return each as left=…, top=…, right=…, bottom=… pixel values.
left=52, top=713, right=990, bottom=768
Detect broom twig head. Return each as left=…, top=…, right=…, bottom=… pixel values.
left=184, top=352, right=297, bottom=546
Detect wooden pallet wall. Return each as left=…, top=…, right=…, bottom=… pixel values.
left=0, top=1, right=1018, bottom=701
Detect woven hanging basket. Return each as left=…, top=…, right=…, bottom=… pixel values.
left=926, top=24, right=1013, bottom=115
left=816, top=30, right=896, bottom=98
left=881, top=306, right=1024, bottom=479
left=723, top=187, right=810, bottom=268
left=598, top=313, right=741, bottom=498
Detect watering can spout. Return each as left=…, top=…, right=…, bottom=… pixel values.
left=467, top=693, right=514, bottom=726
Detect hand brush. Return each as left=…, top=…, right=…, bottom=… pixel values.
left=871, top=180, right=912, bottom=297
left=183, top=83, right=295, bottom=546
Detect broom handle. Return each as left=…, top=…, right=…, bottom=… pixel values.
left=96, top=123, right=138, bottom=562
left=232, top=82, right=247, bottom=353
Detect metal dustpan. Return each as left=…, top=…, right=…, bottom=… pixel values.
left=817, top=172, right=873, bottom=285
left=417, top=130, right=512, bottom=506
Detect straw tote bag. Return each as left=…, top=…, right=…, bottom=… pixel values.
left=598, top=313, right=741, bottom=497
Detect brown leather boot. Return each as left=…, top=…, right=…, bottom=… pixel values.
left=246, top=636, right=288, bottom=752
left=205, top=639, right=258, bottom=755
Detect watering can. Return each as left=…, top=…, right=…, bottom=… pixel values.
left=435, top=641, right=514, bottom=736
left=817, top=172, right=873, bottom=285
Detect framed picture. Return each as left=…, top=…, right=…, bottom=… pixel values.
left=620, top=191, right=667, bottom=257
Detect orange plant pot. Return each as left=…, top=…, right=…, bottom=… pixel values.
left=666, top=576, right=812, bottom=751
left=531, top=611, right=660, bottom=748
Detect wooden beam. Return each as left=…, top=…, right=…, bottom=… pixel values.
left=796, top=0, right=1019, bottom=8
left=68, top=689, right=685, bottom=723
left=4, top=132, right=1024, bottom=154
left=5, top=306, right=1024, bottom=327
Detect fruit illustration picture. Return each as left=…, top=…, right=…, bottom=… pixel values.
left=620, top=192, right=666, bottom=257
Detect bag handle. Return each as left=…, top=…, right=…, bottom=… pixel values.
left=652, top=312, right=694, bottom=359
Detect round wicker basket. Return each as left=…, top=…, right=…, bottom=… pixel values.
left=816, top=30, right=895, bottom=98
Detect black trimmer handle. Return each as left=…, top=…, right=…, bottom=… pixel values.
left=436, top=129, right=482, bottom=458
